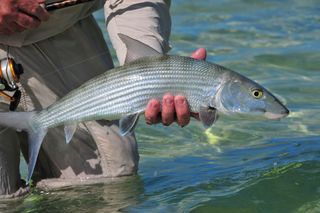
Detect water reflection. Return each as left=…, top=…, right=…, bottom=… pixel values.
left=0, top=176, right=144, bottom=213
left=128, top=136, right=320, bottom=212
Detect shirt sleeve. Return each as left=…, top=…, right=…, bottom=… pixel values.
left=104, top=0, right=171, bottom=65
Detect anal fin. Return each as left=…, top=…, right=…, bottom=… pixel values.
left=64, top=124, right=77, bottom=144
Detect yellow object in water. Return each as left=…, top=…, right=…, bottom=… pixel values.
left=205, top=129, right=221, bottom=145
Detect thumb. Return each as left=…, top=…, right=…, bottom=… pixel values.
left=191, top=48, right=207, bottom=60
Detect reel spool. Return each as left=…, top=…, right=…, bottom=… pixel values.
left=0, top=57, right=24, bottom=111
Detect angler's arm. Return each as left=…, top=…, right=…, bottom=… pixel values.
left=0, top=0, right=49, bottom=35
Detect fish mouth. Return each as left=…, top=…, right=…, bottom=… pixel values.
left=264, top=109, right=289, bottom=120
left=264, top=97, right=290, bottom=119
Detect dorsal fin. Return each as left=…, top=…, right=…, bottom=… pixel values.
left=118, top=33, right=162, bottom=63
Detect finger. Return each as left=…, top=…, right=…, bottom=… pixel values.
left=33, top=5, right=50, bottom=21
left=0, top=27, right=15, bottom=35
left=36, top=0, right=46, bottom=3
left=145, top=99, right=161, bottom=124
left=161, top=93, right=175, bottom=126
left=0, top=17, right=15, bottom=35
left=10, top=22, right=26, bottom=33
left=191, top=48, right=207, bottom=60
left=15, top=12, right=40, bottom=29
left=174, top=95, right=190, bottom=127
left=18, top=1, right=49, bottom=21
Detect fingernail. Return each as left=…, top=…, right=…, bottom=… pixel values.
left=193, top=50, right=200, bottom=58
left=176, top=98, right=185, bottom=105
left=153, top=102, right=161, bottom=110
left=164, top=98, right=173, bottom=106
left=148, top=103, right=156, bottom=110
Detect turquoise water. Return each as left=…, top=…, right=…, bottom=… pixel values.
left=2, top=0, right=320, bottom=212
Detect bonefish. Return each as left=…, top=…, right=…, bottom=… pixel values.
left=0, top=34, right=289, bottom=183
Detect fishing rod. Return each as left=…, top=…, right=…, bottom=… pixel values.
left=0, top=0, right=96, bottom=110
left=44, top=0, right=95, bottom=11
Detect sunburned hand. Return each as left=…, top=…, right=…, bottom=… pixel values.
left=0, top=0, right=49, bottom=35
left=145, top=48, right=207, bottom=127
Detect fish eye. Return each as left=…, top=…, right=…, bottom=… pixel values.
left=251, top=89, right=263, bottom=99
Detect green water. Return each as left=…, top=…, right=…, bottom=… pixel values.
left=1, top=0, right=320, bottom=212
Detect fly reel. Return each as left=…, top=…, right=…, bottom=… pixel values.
left=0, top=57, right=24, bottom=111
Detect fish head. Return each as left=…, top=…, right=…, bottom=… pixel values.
left=213, top=73, right=289, bottom=119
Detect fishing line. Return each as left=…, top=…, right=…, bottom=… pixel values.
left=44, top=0, right=95, bottom=11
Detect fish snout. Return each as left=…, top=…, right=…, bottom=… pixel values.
left=282, top=107, right=290, bottom=116
left=264, top=107, right=289, bottom=120
left=263, top=95, right=290, bottom=119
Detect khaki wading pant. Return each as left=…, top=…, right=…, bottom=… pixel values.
left=0, top=0, right=171, bottom=196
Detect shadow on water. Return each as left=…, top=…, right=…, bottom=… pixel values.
left=0, top=176, right=144, bottom=213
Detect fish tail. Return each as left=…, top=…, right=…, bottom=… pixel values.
left=0, top=111, right=47, bottom=184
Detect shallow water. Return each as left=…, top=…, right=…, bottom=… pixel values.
left=2, top=0, right=320, bottom=212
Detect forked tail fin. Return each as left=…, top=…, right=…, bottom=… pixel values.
left=0, top=111, right=48, bottom=184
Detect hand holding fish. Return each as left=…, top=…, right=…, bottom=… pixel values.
left=145, top=48, right=207, bottom=127
left=0, top=0, right=49, bottom=35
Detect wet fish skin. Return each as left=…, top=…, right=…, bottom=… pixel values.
left=0, top=55, right=289, bottom=183
left=33, top=55, right=288, bottom=129
left=34, top=55, right=224, bottom=128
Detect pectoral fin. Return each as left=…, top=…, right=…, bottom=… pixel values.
left=64, top=124, right=77, bottom=144
left=199, top=105, right=219, bottom=128
left=118, top=33, right=162, bottom=63
left=119, top=113, right=140, bottom=136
